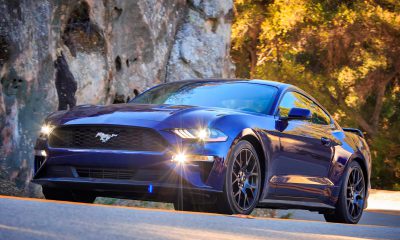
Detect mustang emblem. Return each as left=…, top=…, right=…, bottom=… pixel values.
left=95, top=132, right=118, bottom=143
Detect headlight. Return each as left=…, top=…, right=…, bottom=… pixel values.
left=172, top=128, right=227, bottom=142
left=40, top=124, right=55, bottom=137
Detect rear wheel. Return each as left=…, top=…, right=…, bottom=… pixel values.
left=324, top=161, right=366, bottom=224
left=42, top=187, right=96, bottom=203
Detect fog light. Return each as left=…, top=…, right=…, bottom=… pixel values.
left=41, top=150, right=47, bottom=157
left=40, top=124, right=55, bottom=136
left=34, top=150, right=47, bottom=157
left=172, top=153, right=187, bottom=164
left=171, top=153, right=215, bottom=164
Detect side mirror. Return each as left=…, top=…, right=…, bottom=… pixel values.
left=281, top=107, right=312, bottom=120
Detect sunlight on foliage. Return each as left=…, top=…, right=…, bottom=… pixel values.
left=232, top=0, right=400, bottom=190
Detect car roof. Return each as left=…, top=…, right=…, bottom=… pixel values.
left=139, top=78, right=333, bottom=119
left=172, top=78, right=293, bottom=91
left=172, top=78, right=329, bottom=116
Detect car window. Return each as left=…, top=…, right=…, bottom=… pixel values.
left=278, top=91, right=331, bottom=125
left=312, top=104, right=331, bottom=125
left=278, top=92, right=313, bottom=117
left=131, top=82, right=278, bottom=114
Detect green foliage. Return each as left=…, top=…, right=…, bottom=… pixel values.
left=232, top=0, right=400, bottom=190
left=280, top=212, right=294, bottom=219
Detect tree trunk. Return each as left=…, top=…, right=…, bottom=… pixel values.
left=245, top=44, right=257, bottom=78
left=371, top=76, right=393, bottom=130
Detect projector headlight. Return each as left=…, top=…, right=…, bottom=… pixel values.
left=40, top=124, right=55, bottom=137
left=172, top=128, right=227, bottom=142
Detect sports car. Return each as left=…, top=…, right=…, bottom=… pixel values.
left=32, top=79, right=371, bottom=224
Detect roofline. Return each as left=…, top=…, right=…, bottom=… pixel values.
left=168, top=78, right=293, bottom=90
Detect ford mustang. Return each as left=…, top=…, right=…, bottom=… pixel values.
left=32, top=79, right=371, bottom=224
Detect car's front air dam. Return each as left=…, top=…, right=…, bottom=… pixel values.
left=33, top=147, right=225, bottom=197
left=31, top=176, right=221, bottom=202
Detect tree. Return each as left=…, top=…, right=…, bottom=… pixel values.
left=231, top=0, right=272, bottom=78
left=232, top=0, right=400, bottom=190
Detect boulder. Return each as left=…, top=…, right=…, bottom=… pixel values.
left=0, top=0, right=234, bottom=196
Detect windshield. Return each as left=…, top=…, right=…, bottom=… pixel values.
left=131, top=81, right=278, bottom=114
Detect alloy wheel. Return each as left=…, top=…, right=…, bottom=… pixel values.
left=346, top=167, right=365, bottom=220
left=231, top=148, right=260, bottom=211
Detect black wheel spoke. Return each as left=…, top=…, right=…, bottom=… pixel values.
left=235, top=158, right=242, bottom=168
left=245, top=150, right=249, bottom=166
left=248, top=187, right=255, bottom=197
left=234, top=191, right=240, bottom=197
left=232, top=178, right=239, bottom=185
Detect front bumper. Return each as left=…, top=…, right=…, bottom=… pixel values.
left=31, top=176, right=221, bottom=202
left=32, top=138, right=229, bottom=201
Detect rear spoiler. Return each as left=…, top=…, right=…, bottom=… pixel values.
left=342, top=128, right=365, bottom=138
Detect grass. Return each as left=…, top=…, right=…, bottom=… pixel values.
left=95, top=197, right=174, bottom=210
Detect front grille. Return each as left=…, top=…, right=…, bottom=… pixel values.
left=75, top=167, right=167, bottom=182
left=48, top=125, right=167, bottom=151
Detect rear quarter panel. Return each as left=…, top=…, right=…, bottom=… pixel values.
left=328, top=130, right=372, bottom=205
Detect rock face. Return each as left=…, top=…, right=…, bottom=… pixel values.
left=167, top=0, right=234, bottom=81
left=0, top=0, right=234, bottom=196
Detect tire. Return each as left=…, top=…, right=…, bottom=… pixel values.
left=324, top=161, right=366, bottom=224
left=42, top=187, right=96, bottom=203
left=217, top=140, right=262, bottom=215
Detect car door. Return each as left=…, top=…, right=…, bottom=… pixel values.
left=272, top=91, right=336, bottom=200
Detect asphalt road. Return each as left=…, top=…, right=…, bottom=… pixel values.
left=275, top=209, right=400, bottom=228
left=1, top=196, right=399, bottom=240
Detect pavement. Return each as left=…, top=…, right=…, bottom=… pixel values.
left=275, top=189, right=400, bottom=228
left=366, top=189, right=400, bottom=212
left=0, top=195, right=399, bottom=240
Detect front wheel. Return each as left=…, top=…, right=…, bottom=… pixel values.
left=219, top=140, right=262, bottom=214
left=324, top=161, right=366, bottom=224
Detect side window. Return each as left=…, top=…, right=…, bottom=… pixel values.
left=278, top=92, right=313, bottom=117
left=279, top=91, right=331, bottom=125
left=311, top=104, right=331, bottom=125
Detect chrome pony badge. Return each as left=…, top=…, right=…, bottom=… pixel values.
left=95, top=132, right=118, bottom=143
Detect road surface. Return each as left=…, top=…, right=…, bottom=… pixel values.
left=275, top=209, right=400, bottom=228
left=0, top=196, right=399, bottom=240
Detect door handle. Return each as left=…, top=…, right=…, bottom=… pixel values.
left=321, top=137, right=331, bottom=146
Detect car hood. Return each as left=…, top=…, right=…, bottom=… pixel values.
left=46, top=103, right=236, bottom=129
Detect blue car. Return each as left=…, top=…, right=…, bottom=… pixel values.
left=32, top=79, right=371, bottom=224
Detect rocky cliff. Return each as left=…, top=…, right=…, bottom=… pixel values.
left=0, top=0, right=234, bottom=196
